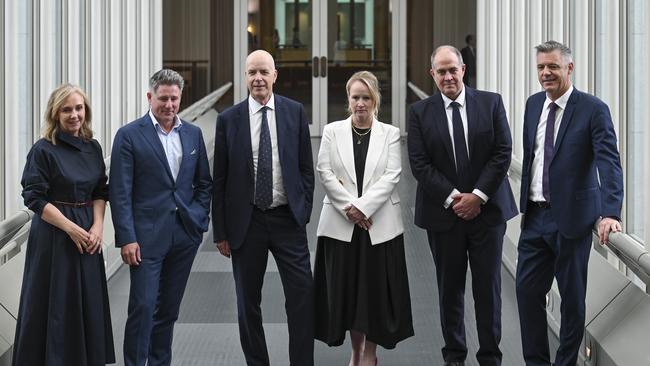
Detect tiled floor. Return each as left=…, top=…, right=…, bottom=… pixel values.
left=108, top=139, right=527, bottom=365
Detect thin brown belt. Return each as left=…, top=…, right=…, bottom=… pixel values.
left=52, top=200, right=93, bottom=208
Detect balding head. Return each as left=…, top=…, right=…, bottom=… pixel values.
left=429, top=45, right=466, bottom=99
left=246, top=50, right=278, bottom=105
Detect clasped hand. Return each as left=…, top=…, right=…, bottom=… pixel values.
left=344, top=204, right=372, bottom=230
left=451, top=193, right=482, bottom=221
left=66, top=223, right=103, bottom=255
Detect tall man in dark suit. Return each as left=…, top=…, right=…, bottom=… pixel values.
left=408, top=45, right=517, bottom=366
left=212, top=50, right=315, bottom=366
left=460, top=35, right=476, bottom=87
left=516, top=40, right=623, bottom=366
left=110, top=69, right=213, bottom=366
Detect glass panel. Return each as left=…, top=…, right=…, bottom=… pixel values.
left=327, top=0, right=392, bottom=124
left=248, top=0, right=314, bottom=120
left=627, top=0, right=647, bottom=244
left=162, top=0, right=234, bottom=111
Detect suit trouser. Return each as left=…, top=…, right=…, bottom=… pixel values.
left=516, top=204, right=591, bottom=366
left=232, top=206, right=314, bottom=366
left=123, top=214, right=200, bottom=366
left=427, top=219, right=505, bottom=366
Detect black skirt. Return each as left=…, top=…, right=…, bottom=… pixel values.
left=314, top=226, right=414, bottom=349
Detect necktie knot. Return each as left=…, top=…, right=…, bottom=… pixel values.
left=549, top=102, right=558, bottom=113
left=450, top=101, right=461, bottom=110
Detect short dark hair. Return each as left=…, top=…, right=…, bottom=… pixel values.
left=149, top=69, right=184, bottom=93
left=465, top=34, right=474, bottom=44
left=535, top=40, right=573, bottom=62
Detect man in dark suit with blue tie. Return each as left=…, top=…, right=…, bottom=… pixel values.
left=516, top=41, right=623, bottom=366
left=212, top=50, right=315, bottom=366
left=408, top=45, right=517, bottom=366
left=110, top=69, right=213, bottom=366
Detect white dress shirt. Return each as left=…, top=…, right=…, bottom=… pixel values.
left=529, top=85, right=574, bottom=202
left=249, top=94, right=287, bottom=207
left=440, top=88, right=488, bottom=208
left=149, top=110, right=183, bottom=181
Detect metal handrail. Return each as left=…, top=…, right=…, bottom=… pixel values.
left=407, top=81, right=430, bottom=100
left=0, top=210, right=32, bottom=249
left=593, top=220, right=650, bottom=284
left=179, top=82, right=232, bottom=122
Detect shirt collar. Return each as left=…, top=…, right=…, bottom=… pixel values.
left=544, top=85, right=574, bottom=110
left=149, top=110, right=182, bottom=132
left=441, top=86, right=466, bottom=109
left=248, top=94, right=276, bottom=115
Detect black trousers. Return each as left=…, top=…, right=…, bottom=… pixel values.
left=428, top=219, right=506, bottom=366
left=232, top=206, right=314, bottom=366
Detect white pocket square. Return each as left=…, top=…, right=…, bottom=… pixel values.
left=190, top=149, right=197, bottom=155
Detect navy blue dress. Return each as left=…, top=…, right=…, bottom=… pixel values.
left=13, top=132, right=115, bottom=365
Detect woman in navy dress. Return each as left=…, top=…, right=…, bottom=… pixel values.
left=12, top=84, right=115, bottom=365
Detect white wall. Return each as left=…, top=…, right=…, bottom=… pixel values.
left=1, top=0, right=163, bottom=220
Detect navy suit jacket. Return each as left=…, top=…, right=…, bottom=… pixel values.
left=109, top=114, right=213, bottom=253
left=520, top=89, right=623, bottom=238
left=408, top=87, right=518, bottom=232
left=212, top=94, right=314, bottom=250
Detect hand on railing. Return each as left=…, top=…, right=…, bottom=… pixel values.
left=597, top=217, right=622, bottom=245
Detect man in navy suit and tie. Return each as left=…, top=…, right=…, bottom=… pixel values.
left=212, top=50, right=315, bottom=366
left=110, top=69, right=212, bottom=366
left=408, top=45, right=517, bottom=366
left=516, top=41, right=623, bottom=366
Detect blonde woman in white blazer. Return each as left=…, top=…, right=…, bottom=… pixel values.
left=313, top=71, right=413, bottom=366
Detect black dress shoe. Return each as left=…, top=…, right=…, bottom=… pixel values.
left=443, top=362, right=465, bottom=366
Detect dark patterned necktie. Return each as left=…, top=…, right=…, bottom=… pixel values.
left=542, top=102, right=558, bottom=202
left=451, top=101, right=470, bottom=191
left=255, top=106, right=273, bottom=209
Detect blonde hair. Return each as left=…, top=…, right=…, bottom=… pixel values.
left=346, top=71, right=381, bottom=118
left=43, top=84, right=93, bottom=144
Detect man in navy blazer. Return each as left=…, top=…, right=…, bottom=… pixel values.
left=110, top=69, right=212, bottom=366
left=212, top=50, right=315, bottom=366
left=516, top=41, right=623, bottom=366
left=409, top=46, right=517, bottom=366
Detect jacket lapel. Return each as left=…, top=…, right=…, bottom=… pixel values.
left=465, top=88, right=478, bottom=160
left=274, top=96, right=287, bottom=169
left=137, top=114, right=174, bottom=181
left=552, top=89, right=579, bottom=159
left=235, top=100, right=254, bottom=182
left=432, top=94, right=454, bottom=161
left=176, top=123, right=192, bottom=181
left=362, top=118, right=385, bottom=192
left=334, top=117, right=357, bottom=184
left=527, top=95, right=545, bottom=153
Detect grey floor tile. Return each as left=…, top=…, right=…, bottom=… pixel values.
left=108, top=141, right=528, bottom=366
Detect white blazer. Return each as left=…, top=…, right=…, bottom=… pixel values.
left=316, top=117, right=403, bottom=245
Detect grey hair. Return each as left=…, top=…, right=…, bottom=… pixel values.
left=149, top=69, right=185, bottom=93
left=535, top=40, right=573, bottom=62
left=430, top=45, right=464, bottom=69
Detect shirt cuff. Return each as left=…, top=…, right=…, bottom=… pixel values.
left=444, top=189, right=461, bottom=209
left=472, top=189, right=489, bottom=204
